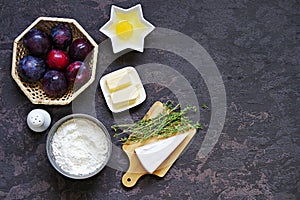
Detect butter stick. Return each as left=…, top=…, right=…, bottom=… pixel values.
left=106, top=71, right=132, bottom=93
left=111, top=85, right=139, bottom=108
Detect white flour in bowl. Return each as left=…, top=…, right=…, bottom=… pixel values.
left=51, top=118, right=109, bottom=176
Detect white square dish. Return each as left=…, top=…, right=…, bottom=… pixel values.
left=99, top=66, right=146, bottom=113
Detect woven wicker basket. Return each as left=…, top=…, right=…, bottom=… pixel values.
left=11, top=17, right=98, bottom=105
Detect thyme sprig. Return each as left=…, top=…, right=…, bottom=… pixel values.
left=112, top=101, right=202, bottom=144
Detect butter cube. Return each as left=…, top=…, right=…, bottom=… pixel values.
left=111, top=85, right=139, bottom=108
left=106, top=71, right=132, bottom=93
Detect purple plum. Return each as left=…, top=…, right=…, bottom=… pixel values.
left=18, top=55, right=47, bottom=82
left=69, top=38, right=93, bottom=61
left=23, top=28, right=51, bottom=56
left=50, top=24, right=73, bottom=50
left=42, top=70, right=68, bottom=97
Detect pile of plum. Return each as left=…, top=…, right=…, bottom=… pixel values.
left=18, top=23, right=93, bottom=97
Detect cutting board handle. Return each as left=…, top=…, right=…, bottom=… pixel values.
left=122, top=172, right=144, bottom=187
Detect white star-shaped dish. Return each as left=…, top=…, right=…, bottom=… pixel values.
left=99, top=4, right=155, bottom=53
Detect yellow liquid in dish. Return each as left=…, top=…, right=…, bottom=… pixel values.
left=109, top=10, right=147, bottom=40
left=116, top=21, right=133, bottom=39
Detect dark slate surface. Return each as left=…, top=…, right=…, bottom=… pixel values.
left=0, top=0, right=299, bottom=199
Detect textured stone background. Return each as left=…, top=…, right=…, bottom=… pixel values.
left=0, top=0, right=299, bottom=199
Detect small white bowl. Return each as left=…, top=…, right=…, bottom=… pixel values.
left=100, top=66, right=146, bottom=113
left=99, top=4, right=155, bottom=53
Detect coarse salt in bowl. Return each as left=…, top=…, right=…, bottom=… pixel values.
left=46, top=114, right=112, bottom=179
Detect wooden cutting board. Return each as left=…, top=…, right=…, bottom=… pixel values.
left=122, top=101, right=196, bottom=187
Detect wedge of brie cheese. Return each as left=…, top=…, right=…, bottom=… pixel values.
left=135, top=133, right=189, bottom=174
